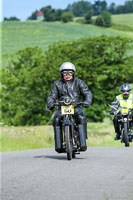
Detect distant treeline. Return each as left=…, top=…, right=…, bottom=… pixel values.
left=4, top=0, right=133, bottom=22
left=28, top=0, right=133, bottom=21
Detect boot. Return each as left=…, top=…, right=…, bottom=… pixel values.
left=114, top=126, right=121, bottom=140
left=78, top=124, right=87, bottom=151
left=54, top=126, right=62, bottom=153
left=114, top=133, right=121, bottom=140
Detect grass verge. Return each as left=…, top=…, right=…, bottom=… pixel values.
left=0, top=122, right=133, bottom=152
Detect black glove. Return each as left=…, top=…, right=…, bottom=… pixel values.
left=110, top=110, right=115, bottom=115
left=48, top=101, right=54, bottom=110
left=83, top=101, right=90, bottom=108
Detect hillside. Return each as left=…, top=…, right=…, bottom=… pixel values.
left=112, top=13, right=133, bottom=31
left=2, top=21, right=118, bottom=56
left=2, top=14, right=133, bottom=57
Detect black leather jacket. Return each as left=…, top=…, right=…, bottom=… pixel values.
left=47, top=78, right=92, bottom=108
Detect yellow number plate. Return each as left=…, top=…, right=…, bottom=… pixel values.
left=61, top=105, right=74, bottom=115
left=121, top=108, right=128, bottom=114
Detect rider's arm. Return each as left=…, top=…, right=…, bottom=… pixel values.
left=110, top=98, right=120, bottom=115
left=79, top=79, right=92, bottom=107
left=47, top=81, right=59, bottom=109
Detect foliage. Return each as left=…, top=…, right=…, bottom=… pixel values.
left=27, top=0, right=133, bottom=22
left=93, top=0, right=107, bottom=15
left=27, top=10, right=37, bottom=20
left=1, top=36, right=133, bottom=125
left=85, top=10, right=93, bottom=24
left=55, top=9, right=64, bottom=21
left=101, top=11, right=112, bottom=27
left=75, top=18, right=86, bottom=24
left=61, top=12, right=74, bottom=23
left=66, top=1, right=93, bottom=17
left=1, top=47, right=50, bottom=125
left=40, top=6, right=63, bottom=21
left=95, top=15, right=105, bottom=27
left=95, top=11, right=112, bottom=27
left=108, top=0, right=133, bottom=14
left=40, top=6, right=56, bottom=21
left=4, top=17, right=20, bottom=21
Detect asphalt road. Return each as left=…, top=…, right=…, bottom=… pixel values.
left=1, top=147, right=133, bottom=200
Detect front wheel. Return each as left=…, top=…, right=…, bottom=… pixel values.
left=123, top=122, right=129, bottom=147
left=65, top=126, right=72, bottom=160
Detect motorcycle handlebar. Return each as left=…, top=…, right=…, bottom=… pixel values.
left=54, top=101, right=85, bottom=107
left=106, top=104, right=117, bottom=111
left=107, top=104, right=133, bottom=114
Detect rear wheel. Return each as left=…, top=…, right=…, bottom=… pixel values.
left=123, top=123, right=129, bottom=147
left=65, top=126, right=72, bottom=160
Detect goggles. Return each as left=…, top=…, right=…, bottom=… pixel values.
left=62, top=71, right=74, bottom=76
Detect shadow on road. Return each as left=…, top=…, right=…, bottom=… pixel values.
left=34, top=155, right=84, bottom=160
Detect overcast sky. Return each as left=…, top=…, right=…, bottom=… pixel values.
left=1, top=0, right=126, bottom=21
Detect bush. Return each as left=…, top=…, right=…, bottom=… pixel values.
left=61, top=12, right=74, bottom=23
left=95, top=11, right=112, bottom=27
left=75, top=18, right=86, bottom=24
left=84, top=10, right=93, bottom=24
left=1, top=36, right=132, bottom=125
left=95, top=15, right=105, bottom=27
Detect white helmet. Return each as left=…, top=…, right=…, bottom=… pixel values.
left=60, top=62, right=76, bottom=72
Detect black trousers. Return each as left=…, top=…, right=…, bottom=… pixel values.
left=113, top=115, right=121, bottom=134
left=53, top=107, right=87, bottom=126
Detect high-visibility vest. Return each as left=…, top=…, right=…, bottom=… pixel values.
left=116, top=93, right=133, bottom=108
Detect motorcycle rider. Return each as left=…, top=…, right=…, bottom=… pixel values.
left=47, top=62, right=92, bottom=153
left=110, top=83, right=133, bottom=140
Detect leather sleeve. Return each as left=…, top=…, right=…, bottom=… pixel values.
left=47, top=81, right=59, bottom=106
left=79, top=79, right=92, bottom=106
left=110, top=98, right=119, bottom=114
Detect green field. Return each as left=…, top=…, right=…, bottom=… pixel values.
left=1, top=21, right=117, bottom=55
left=1, top=121, right=133, bottom=152
left=1, top=14, right=133, bottom=57
left=112, top=13, right=133, bottom=31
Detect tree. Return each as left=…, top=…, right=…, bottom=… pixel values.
left=4, top=16, right=20, bottom=21
left=55, top=9, right=63, bottom=21
left=108, top=3, right=116, bottom=14
left=40, top=6, right=64, bottom=21
left=66, top=1, right=93, bottom=17
left=85, top=10, right=93, bottom=24
left=115, top=5, right=125, bottom=14
left=124, top=0, right=133, bottom=13
left=27, top=10, right=37, bottom=20
left=40, top=6, right=56, bottom=21
left=61, top=12, right=74, bottom=23
left=95, top=15, right=105, bottom=27
left=93, top=0, right=107, bottom=15
left=95, top=11, right=112, bottom=27
left=101, top=11, right=112, bottom=27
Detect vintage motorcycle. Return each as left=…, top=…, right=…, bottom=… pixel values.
left=55, top=97, right=87, bottom=160
left=107, top=104, right=133, bottom=147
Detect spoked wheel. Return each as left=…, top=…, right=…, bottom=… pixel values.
left=65, top=126, right=72, bottom=160
left=123, top=123, right=129, bottom=147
